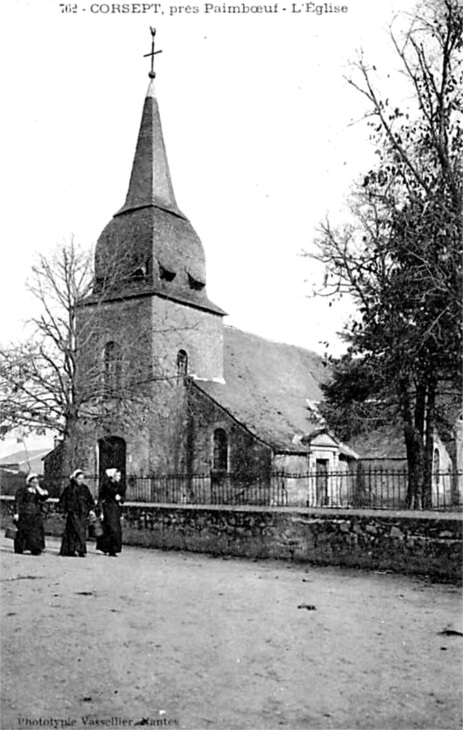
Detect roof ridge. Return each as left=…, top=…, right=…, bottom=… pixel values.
left=224, top=324, right=323, bottom=357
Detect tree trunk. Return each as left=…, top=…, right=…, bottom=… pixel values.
left=423, top=380, right=436, bottom=510
left=412, top=383, right=427, bottom=508
left=401, top=378, right=425, bottom=508
left=403, top=422, right=425, bottom=508
left=62, top=412, right=89, bottom=479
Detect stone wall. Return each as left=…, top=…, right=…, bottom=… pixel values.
left=2, top=496, right=461, bottom=581
left=187, top=383, right=273, bottom=477
left=151, top=297, right=224, bottom=382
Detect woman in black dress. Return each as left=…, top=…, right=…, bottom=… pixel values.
left=13, top=474, right=49, bottom=555
left=96, top=468, right=126, bottom=557
left=59, top=470, right=96, bottom=557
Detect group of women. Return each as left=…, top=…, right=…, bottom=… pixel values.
left=13, top=468, right=126, bottom=558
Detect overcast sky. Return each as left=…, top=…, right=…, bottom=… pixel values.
left=1, top=0, right=415, bottom=357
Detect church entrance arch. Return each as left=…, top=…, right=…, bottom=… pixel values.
left=98, top=436, right=126, bottom=488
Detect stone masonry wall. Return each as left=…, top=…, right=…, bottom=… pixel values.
left=2, top=497, right=461, bottom=581
left=187, top=383, right=273, bottom=477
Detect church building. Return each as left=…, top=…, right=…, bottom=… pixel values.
left=47, top=48, right=357, bottom=504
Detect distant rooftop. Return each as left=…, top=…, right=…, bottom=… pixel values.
left=0, top=448, right=51, bottom=474
left=347, top=427, right=407, bottom=460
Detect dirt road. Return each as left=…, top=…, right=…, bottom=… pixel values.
left=1, top=536, right=462, bottom=730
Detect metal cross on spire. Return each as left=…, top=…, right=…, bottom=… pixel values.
left=144, top=27, right=162, bottom=79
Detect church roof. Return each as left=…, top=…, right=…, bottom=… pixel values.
left=194, top=326, right=333, bottom=453
left=347, top=427, right=407, bottom=460
left=345, top=393, right=462, bottom=461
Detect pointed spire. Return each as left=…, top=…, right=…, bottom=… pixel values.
left=116, top=30, right=184, bottom=218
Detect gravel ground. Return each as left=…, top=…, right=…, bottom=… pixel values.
left=1, top=536, right=462, bottom=730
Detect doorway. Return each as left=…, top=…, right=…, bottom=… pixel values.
left=315, top=459, right=329, bottom=506
left=98, top=436, right=126, bottom=488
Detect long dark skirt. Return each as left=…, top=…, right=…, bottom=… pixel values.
left=96, top=502, right=122, bottom=555
left=14, top=515, right=45, bottom=555
left=60, top=513, right=88, bottom=556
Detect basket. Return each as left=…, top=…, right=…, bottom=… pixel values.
left=88, top=518, right=103, bottom=538
left=5, top=525, right=18, bottom=540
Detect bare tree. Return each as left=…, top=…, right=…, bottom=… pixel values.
left=0, top=240, right=93, bottom=437
left=0, top=238, right=198, bottom=474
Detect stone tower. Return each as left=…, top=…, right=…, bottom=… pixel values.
left=77, top=73, right=225, bottom=478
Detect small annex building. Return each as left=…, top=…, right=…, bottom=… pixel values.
left=45, top=59, right=358, bottom=506
left=347, top=421, right=461, bottom=507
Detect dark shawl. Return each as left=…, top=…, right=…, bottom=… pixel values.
left=96, top=477, right=126, bottom=555
left=14, top=485, right=48, bottom=554
left=59, top=481, right=95, bottom=556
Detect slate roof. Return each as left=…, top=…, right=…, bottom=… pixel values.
left=116, top=80, right=184, bottom=218
left=347, top=427, right=407, bottom=460
left=346, top=390, right=462, bottom=460
left=96, top=197, right=211, bottom=300
left=194, top=326, right=332, bottom=452
left=347, top=402, right=462, bottom=461
left=93, top=80, right=223, bottom=316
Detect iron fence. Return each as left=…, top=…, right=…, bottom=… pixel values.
left=1, top=469, right=461, bottom=511
left=116, top=469, right=461, bottom=510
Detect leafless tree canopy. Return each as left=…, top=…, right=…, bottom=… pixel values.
left=0, top=238, right=196, bottom=449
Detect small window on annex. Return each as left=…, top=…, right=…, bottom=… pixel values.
left=177, top=349, right=188, bottom=376
left=213, top=428, right=228, bottom=472
left=103, top=341, right=122, bottom=391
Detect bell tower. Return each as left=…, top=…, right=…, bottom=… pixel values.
left=89, top=29, right=225, bottom=384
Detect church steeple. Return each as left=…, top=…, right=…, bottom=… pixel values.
left=116, top=29, right=183, bottom=219
left=93, top=31, right=225, bottom=317
left=116, top=79, right=184, bottom=219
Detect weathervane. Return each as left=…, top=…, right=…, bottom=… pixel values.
left=144, top=27, right=162, bottom=79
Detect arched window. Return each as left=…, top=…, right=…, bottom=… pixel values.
left=103, top=341, right=122, bottom=391
left=213, top=429, right=228, bottom=472
left=98, top=436, right=126, bottom=488
left=177, top=349, right=188, bottom=377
